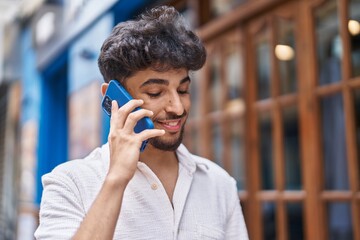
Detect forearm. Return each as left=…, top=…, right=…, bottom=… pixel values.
left=71, top=99, right=164, bottom=239
left=72, top=176, right=128, bottom=240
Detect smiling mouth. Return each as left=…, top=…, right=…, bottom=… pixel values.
left=157, top=119, right=182, bottom=132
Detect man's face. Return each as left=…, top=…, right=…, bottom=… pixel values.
left=125, top=68, right=191, bottom=151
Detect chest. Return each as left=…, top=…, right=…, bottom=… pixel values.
left=112, top=173, right=228, bottom=240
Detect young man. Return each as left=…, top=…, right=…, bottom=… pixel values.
left=35, top=6, right=248, bottom=240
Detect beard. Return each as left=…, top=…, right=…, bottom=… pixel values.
left=149, top=122, right=185, bottom=151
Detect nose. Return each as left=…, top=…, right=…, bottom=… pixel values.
left=165, top=93, right=185, bottom=116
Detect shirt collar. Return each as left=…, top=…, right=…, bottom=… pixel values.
left=101, top=143, right=209, bottom=173
left=175, top=144, right=197, bottom=174
left=176, top=144, right=210, bottom=173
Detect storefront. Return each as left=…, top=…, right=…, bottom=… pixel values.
left=8, top=0, right=360, bottom=239
left=15, top=0, right=154, bottom=238
left=183, top=0, right=360, bottom=239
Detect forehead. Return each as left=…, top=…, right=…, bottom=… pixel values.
left=125, top=68, right=189, bottom=87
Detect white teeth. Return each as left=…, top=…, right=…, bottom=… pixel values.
left=166, top=121, right=178, bottom=126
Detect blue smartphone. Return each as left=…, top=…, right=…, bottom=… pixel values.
left=102, top=80, right=154, bottom=152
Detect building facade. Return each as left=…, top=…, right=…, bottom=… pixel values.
left=0, top=0, right=358, bottom=239
left=185, top=0, right=360, bottom=240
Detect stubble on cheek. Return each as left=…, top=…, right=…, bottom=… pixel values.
left=149, top=125, right=185, bottom=151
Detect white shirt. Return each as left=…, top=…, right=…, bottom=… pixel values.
left=35, top=144, right=248, bottom=240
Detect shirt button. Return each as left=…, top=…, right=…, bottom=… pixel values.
left=151, top=183, right=158, bottom=190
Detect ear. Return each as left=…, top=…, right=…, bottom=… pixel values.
left=100, top=83, right=109, bottom=96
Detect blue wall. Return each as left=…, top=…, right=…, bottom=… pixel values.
left=33, top=0, right=151, bottom=205
left=21, top=28, right=41, bottom=125
left=36, top=52, right=69, bottom=204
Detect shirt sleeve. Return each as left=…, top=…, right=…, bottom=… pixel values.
left=34, top=171, right=85, bottom=240
left=225, top=179, right=249, bottom=240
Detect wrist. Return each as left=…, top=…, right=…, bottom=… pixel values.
left=104, top=173, right=130, bottom=191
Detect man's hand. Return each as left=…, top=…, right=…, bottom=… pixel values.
left=72, top=100, right=164, bottom=240
left=106, top=99, right=164, bottom=185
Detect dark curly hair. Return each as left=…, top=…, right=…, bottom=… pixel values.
left=98, top=5, right=207, bottom=83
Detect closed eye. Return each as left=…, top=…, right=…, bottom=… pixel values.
left=147, top=92, right=161, bottom=98
left=178, top=90, right=189, bottom=94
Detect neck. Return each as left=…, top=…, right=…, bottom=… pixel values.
left=139, top=145, right=179, bottom=171
left=140, top=145, right=180, bottom=203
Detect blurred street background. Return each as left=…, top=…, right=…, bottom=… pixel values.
left=0, top=0, right=359, bottom=239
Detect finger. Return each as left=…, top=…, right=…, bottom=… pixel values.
left=137, top=129, right=165, bottom=142
left=119, top=99, right=144, bottom=115
left=110, top=100, right=120, bottom=126
left=110, top=99, right=144, bottom=129
left=123, top=109, right=154, bottom=133
left=111, top=100, right=119, bottom=113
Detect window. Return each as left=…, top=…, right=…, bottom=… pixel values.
left=193, top=0, right=360, bottom=239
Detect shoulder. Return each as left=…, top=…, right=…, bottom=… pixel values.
left=177, top=144, right=236, bottom=187
left=193, top=154, right=236, bottom=184
left=178, top=145, right=241, bottom=217
left=42, top=144, right=108, bottom=189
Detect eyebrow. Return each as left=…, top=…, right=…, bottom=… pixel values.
left=140, top=76, right=191, bottom=88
